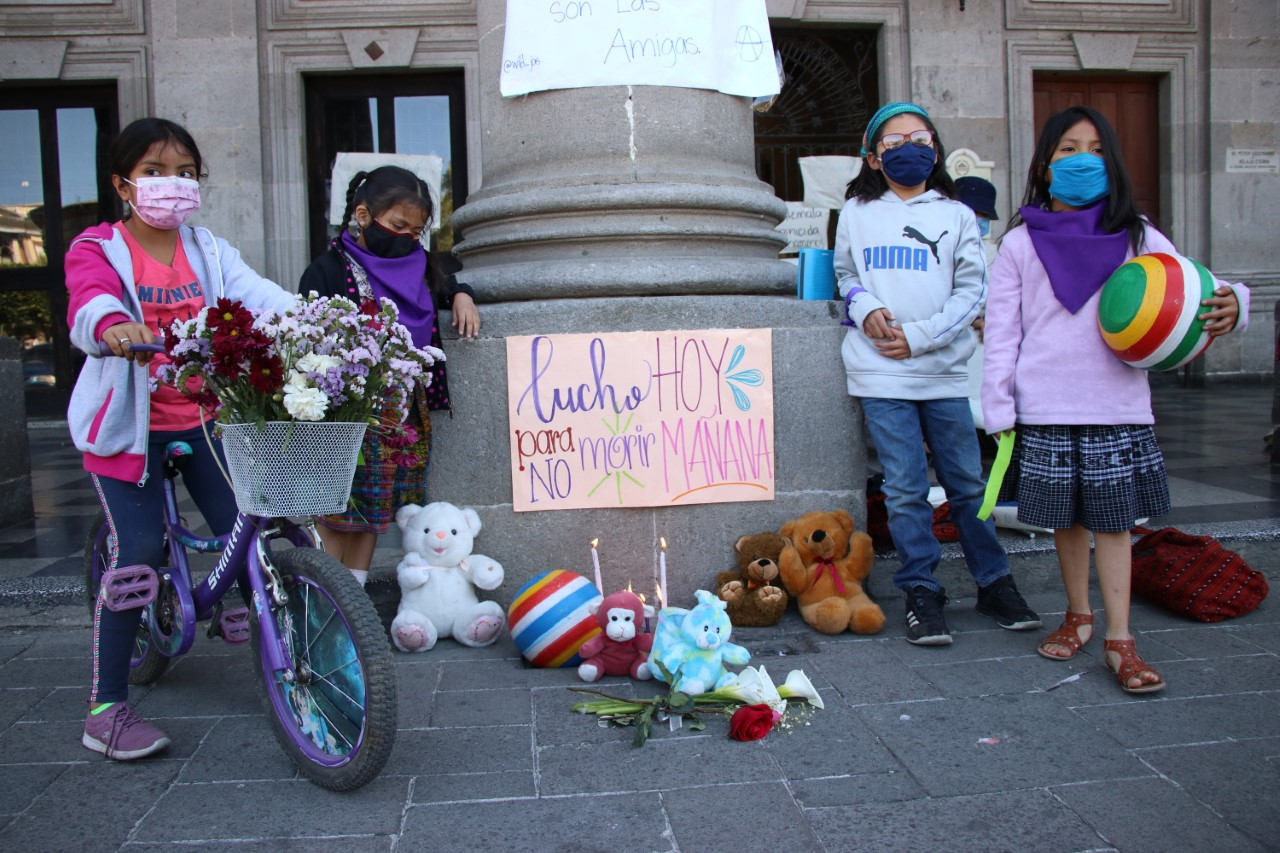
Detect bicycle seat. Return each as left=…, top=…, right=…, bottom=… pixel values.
left=163, top=440, right=194, bottom=478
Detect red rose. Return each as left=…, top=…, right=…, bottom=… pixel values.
left=728, top=704, right=782, bottom=742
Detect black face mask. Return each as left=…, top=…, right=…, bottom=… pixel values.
left=363, top=218, right=421, bottom=259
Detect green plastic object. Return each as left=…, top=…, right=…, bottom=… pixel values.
left=978, top=431, right=1016, bottom=521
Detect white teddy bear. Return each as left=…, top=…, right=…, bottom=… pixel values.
left=389, top=502, right=506, bottom=653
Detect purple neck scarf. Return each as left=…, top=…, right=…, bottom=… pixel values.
left=340, top=231, right=435, bottom=349
left=1019, top=201, right=1130, bottom=314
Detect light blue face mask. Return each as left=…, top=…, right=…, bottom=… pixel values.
left=977, top=218, right=991, bottom=238
left=1047, top=152, right=1110, bottom=207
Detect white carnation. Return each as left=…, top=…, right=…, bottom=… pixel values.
left=283, top=386, right=329, bottom=421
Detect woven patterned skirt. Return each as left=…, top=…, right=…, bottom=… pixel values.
left=998, top=424, right=1170, bottom=533
left=318, top=385, right=433, bottom=535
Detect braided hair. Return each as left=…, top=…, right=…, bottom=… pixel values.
left=337, top=165, right=446, bottom=299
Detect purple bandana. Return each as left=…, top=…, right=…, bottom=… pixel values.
left=340, top=231, right=435, bottom=349
left=1019, top=202, right=1130, bottom=314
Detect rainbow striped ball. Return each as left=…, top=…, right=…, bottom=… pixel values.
left=507, top=570, right=601, bottom=668
left=1098, top=253, right=1216, bottom=371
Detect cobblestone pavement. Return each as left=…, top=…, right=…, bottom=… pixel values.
left=0, top=383, right=1276, bottom=851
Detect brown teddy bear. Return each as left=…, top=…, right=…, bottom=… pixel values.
left=779, top=510, right=884, bottom=635
left=715, top=532, right=789, bottom=627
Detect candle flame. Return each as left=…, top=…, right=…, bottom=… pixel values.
left=627, top=580, right=633, bottom=593
left=591, top=538, right=599, bottom=548
left=660, top=537, right=667, bottom=550
left=637, top=591, right=646, bottom=603
left=656, top=585, right=665, bottom=607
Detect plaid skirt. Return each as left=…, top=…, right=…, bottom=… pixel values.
left=998, top=424, right=1170, bottom=533
left=318, top=384, right=433, bottom=535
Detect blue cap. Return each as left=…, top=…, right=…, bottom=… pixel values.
left=861, top=102, right=931, bottom=156
left=954, top=176, right=999, bottom=220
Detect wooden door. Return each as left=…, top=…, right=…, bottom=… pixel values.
left=1033, top=74, right=1162, bottom=225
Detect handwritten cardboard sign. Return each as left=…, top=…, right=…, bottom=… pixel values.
left=500, top=0, right=778, bottom=98
left=777, top=202, right=830, bottom=253
left=506, top=329, right=775, bottom=511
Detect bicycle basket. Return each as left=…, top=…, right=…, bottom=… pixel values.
left=220, top=421, right=367, bottom=517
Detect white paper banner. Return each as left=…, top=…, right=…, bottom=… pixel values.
left=799, top=155, right=861, bottom=210
left=776, top=202, right=829, bottom=254
left=328, top=152, right=444, bottom=232
left=500, top=0, right=779, bottom=99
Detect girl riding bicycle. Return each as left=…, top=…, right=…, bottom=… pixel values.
left=67, top=117, right=296, bottom=759
left=299, top=165, right=480, bottom=587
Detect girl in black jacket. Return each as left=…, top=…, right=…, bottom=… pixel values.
left=299, top=165, right=479, bottom=585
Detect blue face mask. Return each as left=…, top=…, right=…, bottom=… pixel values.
left=977, top=218, right=991, bottom=238
left=1047, top=152, right=1110, bottom=207
left=878, top=143, right=937, bottom=188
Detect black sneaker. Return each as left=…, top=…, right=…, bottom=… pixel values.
left=904, top=586, right=952, bottom=646
left=976, top=575, right=1042, bottom=630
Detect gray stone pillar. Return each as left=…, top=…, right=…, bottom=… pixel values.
left=0, top=338, right=34, bottom=528
left=451, top=2, right=795, bottom=299
left=427, top=5, right=868, bottom=608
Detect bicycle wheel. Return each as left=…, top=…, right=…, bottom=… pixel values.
left=83, top=512, right=169, bottom=685
left=252, top=547, right=397, bottom=791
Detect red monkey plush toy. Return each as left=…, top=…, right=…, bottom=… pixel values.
left=576, top=590, right=655, bottom=682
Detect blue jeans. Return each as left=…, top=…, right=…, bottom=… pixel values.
left=89, top=425, right=242, bottom=704
left=861, top=397, right=1010, bottom=594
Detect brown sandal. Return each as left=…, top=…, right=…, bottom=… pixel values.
left=1037, top=611, right=1093, bottom=660
left=1103, top=639, right=1167, bottom=694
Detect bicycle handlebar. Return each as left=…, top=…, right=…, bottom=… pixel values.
left=97, top=341, right=165, bottom=357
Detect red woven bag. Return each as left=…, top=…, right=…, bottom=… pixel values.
left=1131, top=527, right=1269, bottom=622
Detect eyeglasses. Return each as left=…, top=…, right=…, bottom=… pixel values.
left=879, top=130, right=934, bottom=151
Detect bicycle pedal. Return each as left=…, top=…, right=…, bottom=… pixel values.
left=100, top=565, right=158, bottom=612
left=217, top=607, right=251, bottom=644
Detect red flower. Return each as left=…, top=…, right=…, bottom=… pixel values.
left=206, top=298, right=254, bottom=336
left=728, top=704, right=782, bottom=742
left=247, top=354, right=284, bottom=393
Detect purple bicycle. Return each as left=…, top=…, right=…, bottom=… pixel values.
left=84, top=344, right=397, bottom=791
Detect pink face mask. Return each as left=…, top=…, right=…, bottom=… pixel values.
left=125, top=176, right=201, bottom=229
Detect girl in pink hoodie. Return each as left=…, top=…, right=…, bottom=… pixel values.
left=981, top=106, right=1248, bottom=695
left=67, top=118, right=294, bottom=758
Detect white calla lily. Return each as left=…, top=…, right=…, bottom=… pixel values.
left=777, top=669, right=825, bottom=709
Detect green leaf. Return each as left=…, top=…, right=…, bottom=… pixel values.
left=667, top=690, right=694, bottom=714
left=632, top=703, right=656, bottom=748
left=689, top=719, right=706, bottom=732
left=654, top=660, right=675, bottom=684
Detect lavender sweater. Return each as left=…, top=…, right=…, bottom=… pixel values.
left=981, top=223, right=1251, bottom=434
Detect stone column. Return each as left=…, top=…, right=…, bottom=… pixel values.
left=451, top=2, right=795, bottom=299
left=430, top=5, right=867, bottom=606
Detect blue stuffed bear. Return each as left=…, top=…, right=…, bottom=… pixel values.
left=648, top=589, right=751, bottom=695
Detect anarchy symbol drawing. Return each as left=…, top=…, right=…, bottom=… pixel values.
left=735, top=25, right=766, bottom=62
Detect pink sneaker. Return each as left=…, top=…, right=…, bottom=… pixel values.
left=82, top=703, right=171, bottom=760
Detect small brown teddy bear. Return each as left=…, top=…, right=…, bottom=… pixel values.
left=715, top=532, right=789, bottom=627
left=779, top=509, right=884, bottom=635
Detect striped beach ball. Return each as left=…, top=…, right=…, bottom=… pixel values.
left=507, top=570, right=601, bottom=668
left=1097, top=253, right=1216, bottom=371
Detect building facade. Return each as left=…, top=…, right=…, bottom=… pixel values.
left=1, top=0, right=1274, bottom=379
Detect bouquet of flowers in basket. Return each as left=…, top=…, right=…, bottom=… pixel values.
left=156, top=293, right=443, bottom=431
left=155, top=293, right=443, bottom=516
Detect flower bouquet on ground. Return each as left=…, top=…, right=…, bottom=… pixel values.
left=571, top=664, right=824, bottom=747
left=157, top=294, right=443, bottom=516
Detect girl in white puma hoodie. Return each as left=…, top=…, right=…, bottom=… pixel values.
left=834, top=102, right=1040, bottom=647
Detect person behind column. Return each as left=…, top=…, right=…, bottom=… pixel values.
left=954, top=176, right=1000, bottom=268
left=833, top=102, right=1041, bottom=646
left=981, top=105, right=1248, bottom=694
left=299, top=166, right=480, bottom=587
left=66, top=117, right=296, bottom=758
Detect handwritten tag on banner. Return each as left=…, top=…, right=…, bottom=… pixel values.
left=500, top=0, right=779, bottom=98
left=506, top=329, right=775, bottom=512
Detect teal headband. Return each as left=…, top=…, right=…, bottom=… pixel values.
left=861, top=102, right=931, bottom=156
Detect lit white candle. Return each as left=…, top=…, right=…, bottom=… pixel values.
left=659, top=537, right=668, bottom=605
left=591, top=538, right=603, bottom=593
